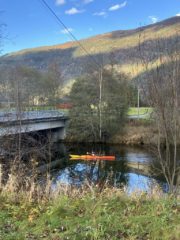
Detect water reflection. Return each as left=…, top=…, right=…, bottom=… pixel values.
left=55, top=159, right=128, bottom=188
left=51, top=143, right=164, bottom=192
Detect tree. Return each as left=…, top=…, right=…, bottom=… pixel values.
left=0, top=62, right=65, bottom=109
left=0, top=65, right=57, bottom=163
left=43, top=62, right=64, bottom=106
left=68, top=68, right=131, bottom=142
left=138, top=34, right=180, bottom=194
left=10, top=66, right=45, bottom=108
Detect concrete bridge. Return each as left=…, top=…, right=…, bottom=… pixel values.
left=0, top=110, right=69, bottom=142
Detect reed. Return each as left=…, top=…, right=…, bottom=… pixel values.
left=0, top=163, right=179, bottom=240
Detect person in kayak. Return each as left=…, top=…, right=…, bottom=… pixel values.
left=86, top=151, right=95, bottom=156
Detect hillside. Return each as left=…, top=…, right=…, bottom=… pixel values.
left=0, top=16, right=180, bottom=86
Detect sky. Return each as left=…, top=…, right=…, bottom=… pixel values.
left=0, top=0, right=180, bottom=54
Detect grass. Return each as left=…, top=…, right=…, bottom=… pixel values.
left=128, top=107, right=153, bottom=117
left=0, top=185, right=179, bottom=240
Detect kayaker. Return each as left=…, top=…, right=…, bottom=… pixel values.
left=91, top=151, right=95, bottom=156
left=86, top=151, right=95, bottom=156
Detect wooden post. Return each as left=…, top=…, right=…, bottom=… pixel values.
left=137, top=87, right=140, bottom=120
left=0, top=164, right=2, bottom=189
left=99, top=68, right=103, bottom=141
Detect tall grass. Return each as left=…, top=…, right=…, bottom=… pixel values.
left=0, top=162, right=179, bottom=240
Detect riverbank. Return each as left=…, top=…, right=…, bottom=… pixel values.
left=66, top=122, right=158, bottom=146
left=111, top=123, right=158, bottom=146
left=0, top=185, right=180, bottom=240
left=67, top=121, right=180, bottom=146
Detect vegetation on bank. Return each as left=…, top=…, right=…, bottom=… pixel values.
left=0, top=183, right=179, bottom=240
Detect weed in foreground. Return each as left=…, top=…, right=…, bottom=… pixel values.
left=0, top=166, right=179, bottom=240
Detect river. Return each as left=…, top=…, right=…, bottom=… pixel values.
left=50, top=143, right=168, bottom=193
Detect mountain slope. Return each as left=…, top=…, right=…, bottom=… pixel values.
left=0, top=16, right=180, bottom=84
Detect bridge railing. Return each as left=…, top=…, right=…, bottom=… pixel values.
left=0, top=110, right=65, bottom=123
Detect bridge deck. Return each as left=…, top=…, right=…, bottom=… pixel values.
left=0, top=110, right=68, bottom=138
left=0, top=110, right=66, bottom=123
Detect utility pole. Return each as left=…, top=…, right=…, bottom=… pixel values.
left=99, top=68, right=103, bottom=141
left=137, top=87, right=140, bottom=120
left=0, top=164, right=2, bottom=190
left=14, top=70, right=22, bottom=162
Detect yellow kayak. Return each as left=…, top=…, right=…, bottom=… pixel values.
left=69, top=154, right=115, bottom=160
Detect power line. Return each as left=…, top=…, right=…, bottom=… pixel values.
left=38, top=0, right=102, bottom=69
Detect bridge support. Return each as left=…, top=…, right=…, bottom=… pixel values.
left=48, top=128, right=66, bottom=143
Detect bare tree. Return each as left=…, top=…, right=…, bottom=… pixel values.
left=138, top=33, right=180, bottom=194
left=43, top=62, right=64, bottom=106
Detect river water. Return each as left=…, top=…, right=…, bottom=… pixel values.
left=51, top=143, right=168, bottom=192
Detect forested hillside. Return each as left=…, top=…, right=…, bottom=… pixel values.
left=0, top=16, right=179, bottom=88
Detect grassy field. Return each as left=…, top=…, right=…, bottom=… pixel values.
left=0, top=189, right=179, bottom=240
left=128, top=107, right=153, bottom=116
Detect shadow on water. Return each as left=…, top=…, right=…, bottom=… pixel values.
left=50, top=143, right=169, bottom=193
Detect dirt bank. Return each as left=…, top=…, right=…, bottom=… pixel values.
left=110, top=124, right=158, bottom=146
